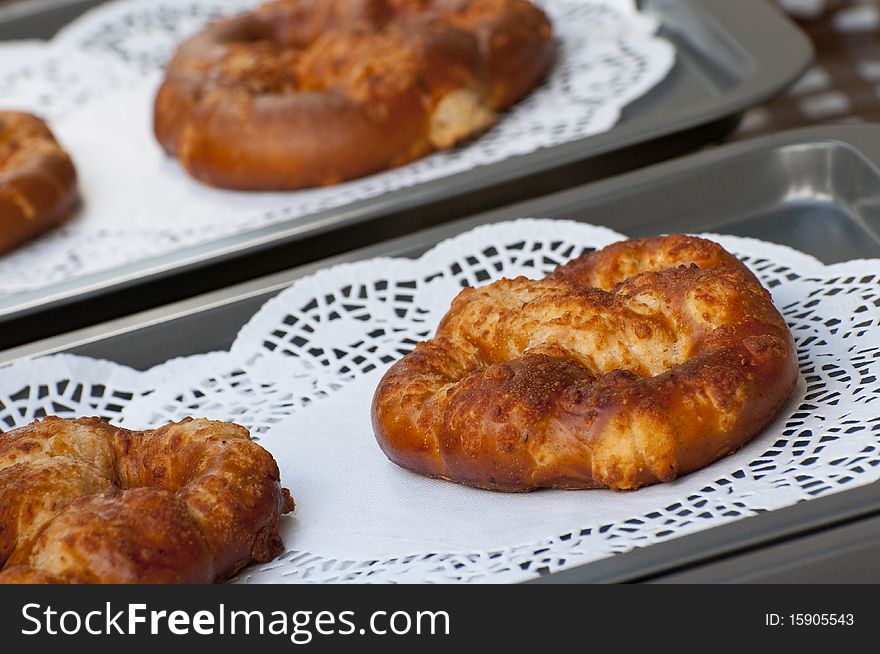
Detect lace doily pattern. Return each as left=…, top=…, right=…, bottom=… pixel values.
left=2, top=220, right=878, bottom=583
left=0, top=0, right=675, bottom=296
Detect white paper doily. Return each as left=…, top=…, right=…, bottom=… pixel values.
left=0, top=0, right=675, bottom=297
left=2, top=220, right=878, bottom=583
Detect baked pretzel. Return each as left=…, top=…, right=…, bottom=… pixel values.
left=0, top=417, right=294, bottom=584
left=372, top=235, right=799, bottom=491
left=0, top=111, right=78, bottom=254
left=154, top=0, right=554, bottom=190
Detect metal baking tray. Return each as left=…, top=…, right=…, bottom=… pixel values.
left=0, top=0, right=812, bottom=349
left=3, top=123, right=879, bottom=583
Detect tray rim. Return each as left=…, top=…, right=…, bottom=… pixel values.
left=0, top=0, right=813, bottom=327
left=2, top=123, right=879, bottom=583
left=3, top=122, right=878, bottom=364
left=0, top=0, right=89, bottom=24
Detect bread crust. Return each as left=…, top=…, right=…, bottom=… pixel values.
left=154, top=0, right=554, bottom=190
left=0, top=417, right=294, bottom=584
left=0, top=112, right=78, bottom=254
left=372, top=235, right=799, bottom=492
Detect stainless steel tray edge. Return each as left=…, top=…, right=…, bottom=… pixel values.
left=2, top=123, right=877, bottom=364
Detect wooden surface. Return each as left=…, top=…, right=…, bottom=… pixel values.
left=738, top=0, right=880, bottom=137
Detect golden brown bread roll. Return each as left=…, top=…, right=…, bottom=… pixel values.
left=154, top=0, right=554, bottom=190
left=0, top=111, right=78, bottom=254
left=372, top=234, right=799, bottom=491
left=0, top=416, right=294, bottom=584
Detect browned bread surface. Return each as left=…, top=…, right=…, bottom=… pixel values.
left=372, top=235, right=799, bottom=492
left=0, top=417, right=294, bottom=584
left=0, top=111, right=78, bottom=254
left=154, top=0, right=554, bottom=190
